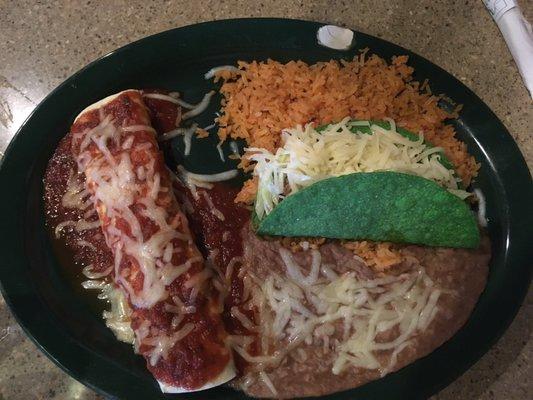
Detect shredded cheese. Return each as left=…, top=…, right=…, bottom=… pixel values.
left=474, top=188, right=488, bottom=227
left=216, top=142, right=225, bottom=162
left=142, top=93, right=182, bottom=104
left=59, top=164, right=135, bottom=344
left=177, top=165, right=238, bottom=184
left=236, top=248, right=442, bottom=377
left=201, top=191, right=225, bottom=221
left=182, top=91, right=215, bottom=120
left=229, top=140, right=240, bottom=157
left=177, top=165, right=239, bottom=201
left=249, top=118, right=468, bottom=219
left=72, top=97, right=216, bottom=369
left=159, top=123, right=199, bottom=158
left=74, top=113, right=192, bottom=309
left=62, top=170, right=92, bottom=210
left=144, top=323, right=195, bottom=366
left=204, top=65, right=241, bottom=80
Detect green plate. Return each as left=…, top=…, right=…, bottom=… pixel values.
left=0, top=18, right=531, bottom=400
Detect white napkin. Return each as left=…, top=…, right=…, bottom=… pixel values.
left=483, top=0, right=533, bottom=98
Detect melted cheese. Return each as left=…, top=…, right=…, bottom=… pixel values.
left=144, top=323, right=195, bottom=366
left=54, top=219, right=101, bottom=238
left=54, top=168, right=100, bottom=238
left=59, top=161, right=135, bottom=343
left=73, top=100, right=192, bottom=309
left=224, top=256, right=242, bottom=282
left=258, top=371, right=277, bottom=397
left=231, top=306, right=259, bottom=332
left=249, top=118, right=468, bottom=219
left=82, top=264, right=112, bottom=279
left=201, top=191, right=225, bottom=221
left=71, top=91, right=237, bottom=391
left=71, top=97, right=223, bottom=381
left=81, top=275, right=134, bottom=344
left=236, top=249, right=442, bottom=377
left=62, top=170, right=91, bottom=210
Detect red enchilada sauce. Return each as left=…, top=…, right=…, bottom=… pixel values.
left=176, top=183, right=257, bottom=371
left=143, top=90, right=258, bottom=372
left=144, top=90, right=261, bottom=374
left=44, top=88, right=256, bottom=389
left=44, top=90, right=237, bottom=390
left=142, top=89, right=182, bottom=133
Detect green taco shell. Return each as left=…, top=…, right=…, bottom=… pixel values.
left=256, top=171, right=479, bottom=248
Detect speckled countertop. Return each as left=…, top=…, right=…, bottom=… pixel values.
left=0, top=1, right=531, bottom=399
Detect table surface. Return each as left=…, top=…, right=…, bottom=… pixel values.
left=0, top=1, right=531, bottom=399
